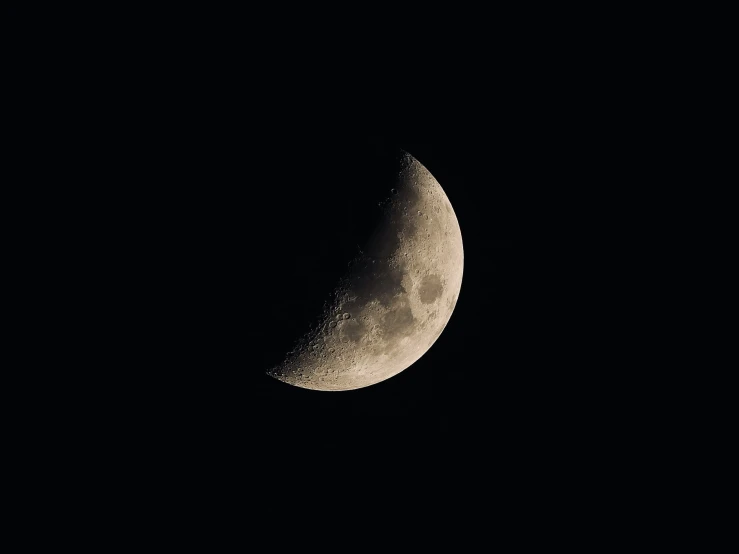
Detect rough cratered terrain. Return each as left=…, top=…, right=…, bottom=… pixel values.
left=267, top=151, right=463, bottom=391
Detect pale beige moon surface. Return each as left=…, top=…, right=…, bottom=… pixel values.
left=267, top=151, right=463, bottom=391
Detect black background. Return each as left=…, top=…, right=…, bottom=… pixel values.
left=23, top=12, right=632, bottom=521
left=74, top=71, right=589, bottom=506
left=116, top=104, right=577, bottom=501
left=85, top=97, right=567, bottom=501
left=7, top=4, right=685, bottom=539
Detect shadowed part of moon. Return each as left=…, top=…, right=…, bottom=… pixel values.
left=418, top=274, right=443, bottom=304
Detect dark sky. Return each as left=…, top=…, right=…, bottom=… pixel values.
left=16, top=6, right=656, bottom=533
left=117, top=100, right=578, bottom=467
left=67, top=45, right=613, bottom=515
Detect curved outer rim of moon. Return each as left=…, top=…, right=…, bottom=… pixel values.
left=267, top=150, right=464, bottom=391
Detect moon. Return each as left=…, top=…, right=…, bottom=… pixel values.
left=267, top=150, right=463, bottom=391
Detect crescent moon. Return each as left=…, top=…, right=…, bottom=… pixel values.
left=267, top=150, right=463, bottom=391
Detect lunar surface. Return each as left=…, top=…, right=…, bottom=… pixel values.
left=267, top=151, right=463, bottom=391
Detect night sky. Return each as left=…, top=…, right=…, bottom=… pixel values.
left=122, top=106, right=572, bottom=466
left=65, top=79, right=601, bottom=519
left=16, top=5, right=650, bottom=534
